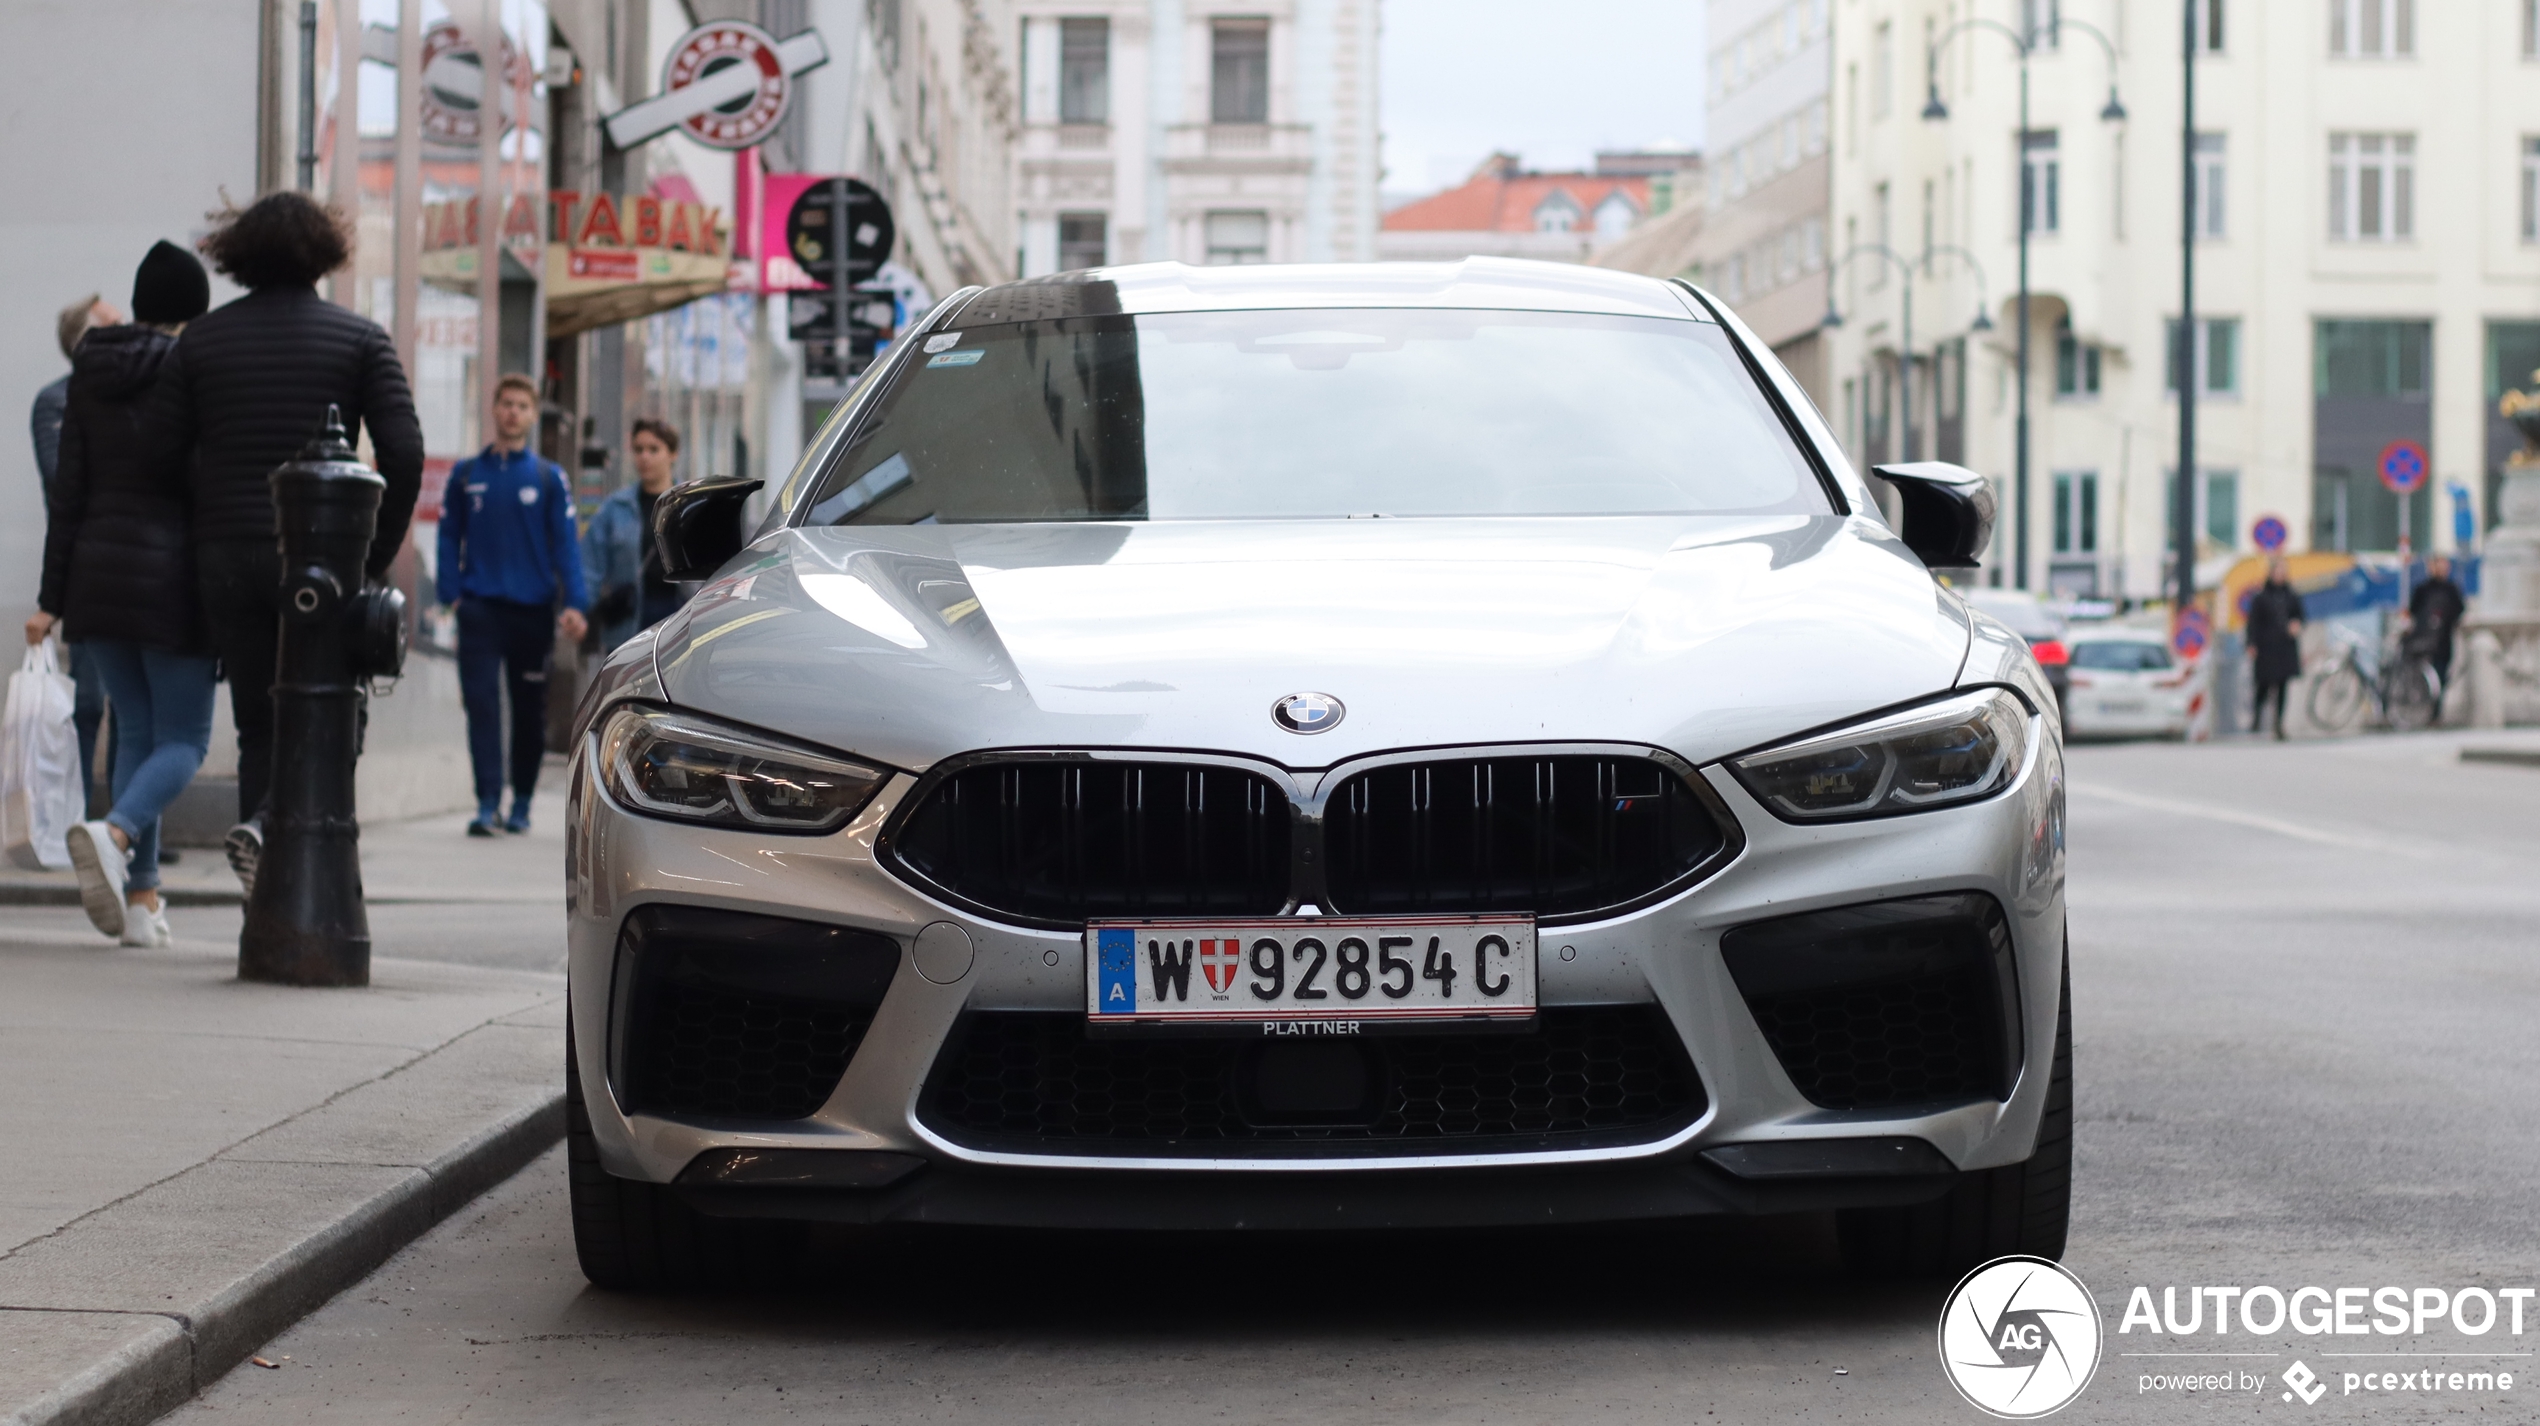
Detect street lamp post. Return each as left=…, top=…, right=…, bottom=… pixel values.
left=2175, top=0, right=2199, bottom=615
left=1824, top=243, right=1918, bottom=462
left=1825, top=242, right=1996, bottom=469
left=1924, top=15, right=2126, bottom=591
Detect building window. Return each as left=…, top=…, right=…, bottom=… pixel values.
left=2316, top=319, right=2429, bottom=398
left=2527, top=0, right=2539, bottom=57
left=2163, top=469, right=2242, bottom=548
left=2203, top=471, right=2240, bottom=546
left=2524, top=138, right=2540, bottom=242
left=2329, top=0, right=2413, bottom=57
left=2053, top=471, right=2099, bottom=554
left=1534, top=192, right=1582, bottom=233
left=1845, top=64, right=1859, bottom=153
left=1872, top=22, right=1893, bottom=119
left=1059, top=18, right=1109, bottom=124
left=2329, top=132, right=2414, bottom=241
left=1211, top=20, right=1270, bottom=124
left=2055, top=319, right=2102, bottom=398
left=1057, top=212, right=1107, bottom=270
left=2194, top=133, right=2226, bottom=238
left=2196, top=0, right=2225, bottom=51
left=2167, top=317, right=2242, bottom=396
left=2022, top=131, right=2061, bottom=235
left=2022, top=0, right=2060, bottom=46
left=1592, top=192, right=1638, bottom=242
left=1204, top=210, right=1269, bottom=264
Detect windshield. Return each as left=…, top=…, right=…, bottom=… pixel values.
left=796, top=307, right=1829, bottom=524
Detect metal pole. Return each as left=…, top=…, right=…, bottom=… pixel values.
left=2015, top=51, right=2032, bottom=590
left=831, top=177, right=853, bottom=378
left=2174, top=0, right=2197, bottom=612
left=392, top=0, right=422, bottom=377
left=1901, top=269, right=1915, bottom=462
left=473, top=0, right=502, bottom=434
left=296, top=1, right=319, bottom=190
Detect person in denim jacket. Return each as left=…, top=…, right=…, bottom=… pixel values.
left=582, top=418, right=688, bottom=653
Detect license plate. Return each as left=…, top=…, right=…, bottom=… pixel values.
left=1085, top=915, right=1537, bottom=1034
left=2099, top=699, right=2147, bottom=714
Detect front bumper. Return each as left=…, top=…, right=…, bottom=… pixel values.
left=564, top=712, right=2067, bottom=1227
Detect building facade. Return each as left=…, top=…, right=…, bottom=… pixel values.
left=1823, top=0, right=2540, bottom=598
left=1010, top=0, right=1379, bottom=274
left=1692, top=0, right=1833, bottom=406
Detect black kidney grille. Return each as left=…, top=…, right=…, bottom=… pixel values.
left=887, top=761, right=1289, bottom=926
left=919, top=1007, right=1705, bottom=1155
left=1323, top=756, right=1726, bottom=920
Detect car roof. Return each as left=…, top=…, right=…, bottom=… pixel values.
left=2070, top=629, right=2171, bottom=644
left=944, top=257, right=1711, bottom=328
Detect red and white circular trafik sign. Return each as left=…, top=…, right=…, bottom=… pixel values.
left=662, top=21, right=793, bottom=150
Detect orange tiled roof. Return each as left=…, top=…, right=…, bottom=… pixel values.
left=1383, top=171, right=1651, bottom=234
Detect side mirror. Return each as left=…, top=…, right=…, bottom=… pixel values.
left=653, top=477, right=765, bottom=582
left=1871, top=462, right=1995, bottom=570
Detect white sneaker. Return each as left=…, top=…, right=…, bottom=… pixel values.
left=65, top=821, right=129, bottom=939
left=119, top=901, right=172, bottom=948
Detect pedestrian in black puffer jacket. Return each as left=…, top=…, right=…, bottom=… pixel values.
left=139, top=193, right=424, bottom=893
left=27, top=241, right=218, bottom=946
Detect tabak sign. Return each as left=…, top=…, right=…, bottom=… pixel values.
left=420, top=190, right=728, bottom=260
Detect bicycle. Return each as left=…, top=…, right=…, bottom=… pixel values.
left=2305, top=624, right=2442, bottom=733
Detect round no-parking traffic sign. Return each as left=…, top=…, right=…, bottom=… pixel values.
left=2173, top=606, right=2210, bottom=659
left=2251, top=515, right=2288, bottom=552
left=2378, top=439, right=2430, bottom=495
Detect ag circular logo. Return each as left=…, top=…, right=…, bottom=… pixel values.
left=1271, top=691, right=1344, bottom=735
left=1939, top=1256, right=2103, bottom=1419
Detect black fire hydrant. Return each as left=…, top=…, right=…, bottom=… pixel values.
left=240, top=407, right=407, bottom=987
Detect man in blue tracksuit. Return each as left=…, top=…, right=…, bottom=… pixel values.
left=437, top=374, right=588, bottom=836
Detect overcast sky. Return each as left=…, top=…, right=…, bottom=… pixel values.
left=1380, top=0, right=1707, bottom=200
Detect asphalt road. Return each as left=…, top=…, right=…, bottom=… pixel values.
left=164, top=731, right=2540, bottom=1424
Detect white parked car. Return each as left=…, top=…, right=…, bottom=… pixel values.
left=2061, top=630, right=2191, bottom=739
left=562, top=258, right=2070, bottom=1288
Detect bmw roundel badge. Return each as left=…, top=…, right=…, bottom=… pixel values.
left=1272, top=691, right=1345, bottom=734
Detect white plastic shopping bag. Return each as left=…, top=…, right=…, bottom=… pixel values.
left=1, top=638, right=83, bottom=870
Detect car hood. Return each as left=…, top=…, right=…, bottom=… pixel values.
left=649, top=515, right=1973, bottom=773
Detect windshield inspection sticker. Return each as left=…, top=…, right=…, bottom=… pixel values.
left=926, top=349, right=984, bottom=368
left=922, top=332, right=962, bottom=353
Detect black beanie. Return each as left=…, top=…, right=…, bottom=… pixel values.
left=131, top=240, right=210, bottom=325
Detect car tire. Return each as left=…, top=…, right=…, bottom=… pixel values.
left=566, top=1025, right=753, bottom=1290
left=1839, top=946, right=2073, bottom=1278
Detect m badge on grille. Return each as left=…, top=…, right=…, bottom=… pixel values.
left=1272, top=691, right=1344, bottom=734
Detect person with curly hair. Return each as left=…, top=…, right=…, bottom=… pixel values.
left=141, top=191, right=424, bottom=895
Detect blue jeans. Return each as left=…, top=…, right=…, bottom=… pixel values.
left=85, top=642, right=218, bottom=893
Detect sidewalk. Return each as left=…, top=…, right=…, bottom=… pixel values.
left=0, top=810, right=570, bottom=1426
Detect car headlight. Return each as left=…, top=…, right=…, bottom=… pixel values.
left=596, top=704, right=889, bottom=833
left=1730, top=689, right=2033, bottom=821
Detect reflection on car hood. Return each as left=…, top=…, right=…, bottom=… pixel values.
left=648, top=516, right=1973, bottom=772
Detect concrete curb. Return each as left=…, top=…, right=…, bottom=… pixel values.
left=0, top=886, right=241, bottom=908
left=0, top=1025, right=564, bottom=1426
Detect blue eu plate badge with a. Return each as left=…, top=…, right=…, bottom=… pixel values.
left=1096, top=928, right=1137, bottom=1014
